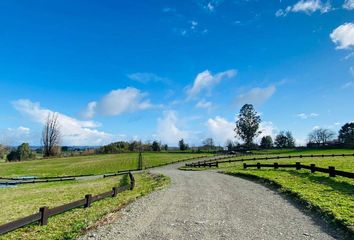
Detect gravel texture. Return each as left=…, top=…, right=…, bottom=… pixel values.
left=78, top=160, right=341, bottom=240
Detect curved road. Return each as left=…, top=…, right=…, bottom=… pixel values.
left=79, top=160, right=341, bottom=240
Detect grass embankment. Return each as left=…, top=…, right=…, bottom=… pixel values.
left=0, top=173, right=169, bottom=240
left=0, top=152, right=208, bottom=177
left=182, top=149, right=354, bottom=233
left=218, top=152, right=354, bottom=233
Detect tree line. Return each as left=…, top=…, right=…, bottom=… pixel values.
left=1, top=105, right=353, bottom=162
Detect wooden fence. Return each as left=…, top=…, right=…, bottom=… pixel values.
left=243, top=162, right=354, bottom=179
left=0, top=172, right=135, bottom=235
left=185, top=153, right=354, bottom=168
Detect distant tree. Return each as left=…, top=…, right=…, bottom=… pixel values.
left=152, top=141, right=161, bottom=152
left=163, top=144, right=168, bottom=151
left=235, top=104, right=261, bottom=147
left=225, top=139, right=234, bottom=151
left=338, top=123, right=354, bottom=147
left=7, top=143, right=34, bottom=161
left=308, top=128, right=335, bottom=147
left=0, top=144, right=9, bottom=160
left=260, top=136, right=273, bottom=149
left=42, top=113, right=61, bottom=157
left=275, top=131, right=295, bottom=148
left=18, top=143, right=31, bottom=160
left=202, top=138, right=214, bottom=150
left=179, top=139, right=188, bottom=151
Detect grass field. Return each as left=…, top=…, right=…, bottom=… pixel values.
left=184, top=149, right=354, bottom=233
left=0, top=152, right=208, bottom=177
left=0, top=173, right=169, bottom=240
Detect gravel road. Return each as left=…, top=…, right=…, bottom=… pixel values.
left=79, top=160, right=342, bottom=240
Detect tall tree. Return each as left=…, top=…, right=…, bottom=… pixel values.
left=179, top=139, right=188, bottom=151
left=202, top=138, right=214, bottom=150
left=338, top=122, right=354, bottom=146
left=42, top=113, right=61, bottom=157
left=308, top=128, right=335, bottom=147
left=275, top=131, right=295, bottom=148
left=260, top=136, right=273, bottom=149
left=234, top=104, right=261, bottom=147
left=152, top=141, right=161, bottom=152
left=18, top=143, right=31, bottom=160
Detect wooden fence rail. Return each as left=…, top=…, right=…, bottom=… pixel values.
left=186, top=153, right=354, bottom=168
left=0, top=172, right=135, bottom=236
left=243, top=162, right=354, bottom=179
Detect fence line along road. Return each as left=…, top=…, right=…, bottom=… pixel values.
left=185, top=153, right=354, bottom=168
left=243, top=162, right=354, bottom=179
left=0, top=172, right=135, bottom=236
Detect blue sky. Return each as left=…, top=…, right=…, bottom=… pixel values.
left=0, top=0, right=353, bottom=146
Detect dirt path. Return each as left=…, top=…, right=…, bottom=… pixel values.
left=79, top=161, right=341, bottom=240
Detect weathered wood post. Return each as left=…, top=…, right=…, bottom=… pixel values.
left=39, top=206, right=49, bottom=226
left=274, top=162, right=279, bottom=169
left=310, top=164, right=316, bottom=173
left=295, top=162, right=301, bottom=170
left=257, top=162, right=261, bottom=169
left=112, top=187, right=118, bottom=197
left=85, top=194, right=92, bottom=208
left=138, top=152, right=143, bottom=170
left=129, top=172, right=135, bottom=190
left=243, top=163, right=247, bottom=169
left=329, top=166, right=336, bottom=177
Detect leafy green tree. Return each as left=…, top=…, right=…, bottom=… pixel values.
left=275, top=131, right=295, bottom=148
left=152, top=141, right=161, bottom=152
left=235, top=104, right=261, bottom=147
left=338, top=122, right=354, bottom=147
left=179, top=139, right=188, bottom=151
left=18, top=143, right=31, bottom=160
left=260, top=136, right=273, bottom=149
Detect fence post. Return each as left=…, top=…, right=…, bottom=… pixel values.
left=295, top=162, right=301, bottom=170
left=243, top=163, right=247, bottom=169
left=39, top=206, right=49, bottom=226
left=85, top=194, right=92, bottom=208
left=274, top=162, right=279, bottom=169
left=112, top=187, right=118, bottom=197
left=216, top=162, right=219, bottom=168
left=310, top=164, right=316, bottom=173
left=257, top=162, right=261, bottom=169
left=329, top=166, right=336, bottom=177
left=129, top=172, right=135, bottom=190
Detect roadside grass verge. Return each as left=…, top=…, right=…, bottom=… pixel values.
left=0, top=152, right=208, bottom=177
left=0, top=172, right=169, bottom=240
left=220, top=156, right=354, bottom=235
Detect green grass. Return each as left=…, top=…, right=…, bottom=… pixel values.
left=250, top=148, right=354, bottom=155
left=216, top=151, right=354, bottom=233
left=0, top=152, right=208, bottom=177
left=0, top=172, right=169, bottom=240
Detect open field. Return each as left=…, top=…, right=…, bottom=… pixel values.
left=250, top=148, right=354, bottom=156
left=211, top=150, right=354, bottom=232
left=0, top=152, right=209, bottom=177
left=0, top=173, right=169, bottom=240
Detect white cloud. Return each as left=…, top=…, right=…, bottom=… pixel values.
left=276, top=0, right=331, bottom=17
left=350, top=66, right=354, bottom=76
left=297, top=112, right=319, bottom=119
left=0, top=126, right=32, bottom=146
left=156, top=111, right=189, bottom=145
left=235, top=85, right=276, bottom=107
left=343, top=0, right=354, bottom=10
left=342, top=81, right=354, bottom=89
left=330, top=23, right=354, bottom=49
left=190, top=20, right=198, bottom=30
left=82, top=87, right=153, bottom=118
left=12, top=99, right=118, bottom=146
left=206, top=116, right=235, bottom=144
left=186, top=69, right=237, bottom=99
left=127, top=72, right=170, bottom=84
left=195, top=100, right=213, bottom=110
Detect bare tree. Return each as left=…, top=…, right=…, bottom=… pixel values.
left=308, top=128, right=335, bottom=147
left=42, top=113, right=61, bottom=157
